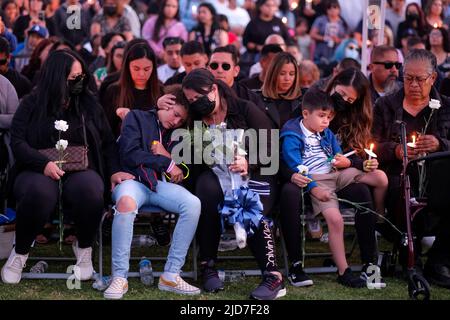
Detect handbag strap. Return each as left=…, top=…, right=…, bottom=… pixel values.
left=81, top=114, right=88, bottom=148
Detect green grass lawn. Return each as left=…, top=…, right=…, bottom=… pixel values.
left=1, top=233, right=449, bottom=300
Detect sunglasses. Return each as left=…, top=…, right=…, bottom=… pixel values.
left=0, top=58, right=8, bottom=65
left=209, top=62, right=231, bottom=71
left=373, top=61, right=402, bottom=70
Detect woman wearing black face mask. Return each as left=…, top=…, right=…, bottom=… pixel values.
left=3, top=49, right=134, bottom=285
left=180, top=68, right=286, bottom=300
left=91, top=0, right=133, bottom=41
left=396, top=3, right=428, bottom=48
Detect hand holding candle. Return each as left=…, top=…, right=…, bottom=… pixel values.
left=407, top=135, right=416, bottom=148
left=364, top=143, right=377, bottom=160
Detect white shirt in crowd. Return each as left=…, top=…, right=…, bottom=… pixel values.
left=157, top=64, right=185, bottom=83
left=223, top=5, right=251, bottom=31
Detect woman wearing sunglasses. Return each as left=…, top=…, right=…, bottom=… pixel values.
left=103, top=84, right=202, bottom=299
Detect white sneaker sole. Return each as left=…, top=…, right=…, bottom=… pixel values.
left=288, top=277, right=314, bottom=287
left=252, top=287, right=287, bottom=300
left=158, top=283, right=201, bottom=295
left=1, top=267, right=21, bottom=284
left=104, top=287, right=128, bottom=300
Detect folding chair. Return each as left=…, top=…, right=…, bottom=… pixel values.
left=97, top=205, right=198, bottom=281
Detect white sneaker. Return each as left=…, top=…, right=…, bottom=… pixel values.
left=1, top=248, right=28, bottom=284
left=72, top=241, right=93, bottom=281
left=158, top=274, right=201, bottom=295
left=104, top=277, right=128, bottom=299
left=234, top=223, right=247, bottom=249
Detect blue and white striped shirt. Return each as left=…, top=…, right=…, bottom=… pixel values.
left=299, top=120, right=332, bottom=174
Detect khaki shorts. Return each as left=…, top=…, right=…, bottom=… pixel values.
left=310, top=168, right=363, bottom=215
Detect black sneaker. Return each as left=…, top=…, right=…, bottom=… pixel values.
left=251, top=271, right=287, bottom=300
left=201, top=260, right=224, bottom=293
left=151, top=219, right=171, bottom=246
left=337, top=267, right=366, bottom=288
left=360, top=263, right=386, bottom=289
left=288, top=262, right=313, bottom=287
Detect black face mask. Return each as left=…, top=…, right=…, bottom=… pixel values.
left=67, top=75, right=84, bottom=96
left=104, top=5, right=118, bottom=17
left=190, top=95, right=216, bottom=117
left=331, top=92, right=352, bottom=112
left=406, top=13, right=419, bottom=21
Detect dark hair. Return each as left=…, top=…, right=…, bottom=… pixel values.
left=164, top=84, right=189, bottom=109
left=370, top=45, right=398, bottom=62
left=182, top=68, right=238, bottom=117
left=180, top=40, right=206, bottom=56
left=336, top=57, right=361, bottom=71
left=118, top=42, right=160, bottom=109
left=325, top=68, right=372, bottom=153
left=108, top=41, right=126, bottom=73
left=49, top=38, right=76, bottom=53
left=152, top=0, right=181, bottom=42
left=217, top=14, right=229, bottom=24
left=256, top=0, right=277, bottom=17
left=426, top=27, right=450, bottom=52
left=405, top=3, right=426, bottom=30
left=162, top=36, right=184, bottom=49
left=212, top=45, right=240, bottom=65
left=407, top=36, right=425, bottom=49
left=1, top=0, right=17, bottom=11
left=424, top=0, right=445, bottom=20
left=260, top=44, right=283, bottom=58
left=21, top=38, right=56, bottom=81
left=302, top=87, right=334, bottom=113
left=325, top=0, right=340, bottom=9
left=36, top=49, right=93, bottom=117
left=101, top=32, right=126, bottom=49
left=0, top=36, right=10, bottom=55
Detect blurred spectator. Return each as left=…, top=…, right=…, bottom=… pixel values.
left=13, top=25, right=48, bottom=72
left=89, top=32, right=126, bottom=74
left=286, top=40, right=302, bottom=64
left=91, top=0, right=133, bottom=41
left=427, top=27, right=450, bottom=78
left=53, top=0, right=92, bottom=48
left=189, top=2, right=227, bottom=56
left=298, top=59, right=320, bottom=89
left=20, top=37, right=55, bottom=83
left=310, top=0, right=348, bottom=67
left=1, top=0, right=20, bottom=31
left=223, top=0, right=251, bottom=36
left=424, top=0, right=447, bottom=29
left=398, top=27, right=419, bottom=58
left=295, top=17, right=312, bottom=60
left=407, top=35, right=426, bottom=50
left=295, top=0, right=325, bottom=30
left=332, top=37, right=360, bottom=64
left=385, top=0, right=407, bottom=37
left=217, top=14, right=239, bottom=48
left=0, top=15, right=18, bottom=52
left=94, top=40, right=126, bottom=87
left=142, top=0, right=187, bottom=60
left=157, top=36, right=185, bottom=83
left=123, top=0, right=142, bottom=38
left=396, top=2, right=428, bottom=48
left=164, top=40, right=208, bottom=85
left=13, top=0, right=55, bottom=43
left=0, top=36, right=31, bottom=99
left=249, top=33, right=285, bottom=77
left=337, top=0, right=363, bottom=31
left=240, top=43, right=283, bottom=90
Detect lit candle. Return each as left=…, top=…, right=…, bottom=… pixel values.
left=364, top=143, right=377, bottom=160
left=291, top=1, right=298, bottom=10
left=433, top=23, right=438, bottom=28
left=407, top=135, right=416, bottom=148
left=306, top=0, right=312, bottom=9
left=282, top=16, right=288, bottom=24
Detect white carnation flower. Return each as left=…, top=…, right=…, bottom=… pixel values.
left=429, top=99, right=441, bottom=110
left=55, top=139, right=68, bottom=151
left=297, top=165, right=309, bottom=175
left=54, top=120, right=69, bottom=132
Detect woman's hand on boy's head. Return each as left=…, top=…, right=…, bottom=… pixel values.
left=157, top=94, right=176, bottom=110
left=332, top=154, right=351, bottom=169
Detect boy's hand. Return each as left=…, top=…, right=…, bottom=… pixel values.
left=116, top=107, right=130, bottom=120
left=311, top=187, right=331, bottom=202
left=151, top=141, right=171, bottom=158
left=332, top=154, right=351, bottom=169
left=168, top=165, right=183, bottom=183
left=363, top=159, right=379, bottom=172
left=291, top=173, right=312, bottom=188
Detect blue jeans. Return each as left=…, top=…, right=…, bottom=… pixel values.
left=111, top=179, right=201, bottom=278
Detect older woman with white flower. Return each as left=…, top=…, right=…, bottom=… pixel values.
left=1, top=49, right=134, bottom=285
left=373, top=49, right=450, bottom=289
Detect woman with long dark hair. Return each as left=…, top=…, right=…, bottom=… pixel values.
left=21, top=38, right=56, bottom=83
left=188, top=2, right=228, bottom=56
left=278, top=68, right=386, bottom=288
left=181, top=68, right=286, bottom=300
left=102, top=42, right=162, bottom=138
left=427, top=27, right=450, bottom=79
left=1, top=49, right=133, bottom=284
left=396, top=2, right=428, bottom=48
left=141, top=0, right=188, bottom=60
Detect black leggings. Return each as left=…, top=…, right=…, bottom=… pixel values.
left=195, top=170, right=278, bottom=272
left=279, top=182, right=377, bottom=264
left=13, top=170, right=105, bottom=254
